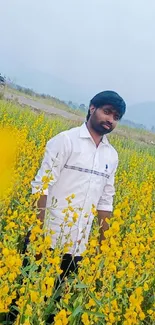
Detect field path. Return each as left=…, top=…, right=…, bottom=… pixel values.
left=4, top=92, right=155, bottom=145
left=5, top=92, right=84, bottom=122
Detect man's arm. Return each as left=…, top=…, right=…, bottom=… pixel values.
left=97, top=158, right=118, bottom=243
left=98, top=210, right=111, bottom=243
left=37, top=195, right=47, bottom=225
left=31, top=133, right=71, bottom=226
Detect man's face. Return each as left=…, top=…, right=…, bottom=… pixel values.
left=89, top=104, right=120, bottom=135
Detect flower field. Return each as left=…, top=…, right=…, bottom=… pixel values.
left=0, top=100, right=155, bottom=325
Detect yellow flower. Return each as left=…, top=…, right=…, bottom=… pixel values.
left=19, top=287, right=25, bottom=294
left=25, top=304, right=33, bottom=316
left=139, top=311, right=145, bottom=320
left=54, top=320, right=62, bottom=325
left=8, top=272, right=17, bottom=282
left=63, top=293, right=71, bottom=304
left=67, top=222, right=73, bottom=228
left=51, top=256, right=60, bottom=265
left=100, top=242, right=110, bottom=253
left=2, top=248, right=9, bottom=256
left=23, top=320, right=31, bottom=325
left=42, top=175, right=51, bottom=183
left=90, top=239, right=98, bottom=248
left=1, top=100, right=155, bottom=324
left=81, top=312, right=90, bottom=325
left=134, top=214, right=141, bottom=220
left=113, top=208, right=121, bottom=218
left=85, top=298, right=96, bottom=309
left=73, top=212, right=78, bottom=222
left=91, top=204, right=98, bottom=216
left=109, top=312, right=116, bottom=323
left=30, top=291, right=39, bottom=303
left=46, top=277, right=54, bottom=287
left=111, top=221, right=120, bottom=233
left=54, top=309, right=68, bottom=325
left=2, top=285, right=9, bottom=295
left=44, top=235, right=51, bottom=246
left=143, top=282, right=149, bottom=291
left=116, top=270, right=125, bottom=278
left=131, top=247, right=139, bottom=256
left=147, top=309, right=153, bottom=315
left=128, top=262, right=135, bottom=270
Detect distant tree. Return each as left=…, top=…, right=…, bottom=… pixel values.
left=79, top=103, right=87, bottom=112
left=151, top=126, right=155, bottom=133
left=16, top=85, right=23, bottom=92
left=79, top=103, right=86, bottom=109
left=41, top=93, right=46, bottom=98
left=139, top=124, right=146, bottom=130
left=68, top=101, right=73, bottom=107
left=0, top=75, right=5, bottom=84
left=68, top=101, right=77, bottom=109
left=24, top=88, right=35, bottom=96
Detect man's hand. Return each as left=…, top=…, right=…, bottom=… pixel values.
left=37, top=194, right=47, bottom=226
left=97, top=210, right=111, bottom=243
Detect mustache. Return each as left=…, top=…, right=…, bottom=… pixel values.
left=101, top=121, right=113, bottom=128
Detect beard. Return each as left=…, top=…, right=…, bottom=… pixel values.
left=90, top=119, right=113, bottom=135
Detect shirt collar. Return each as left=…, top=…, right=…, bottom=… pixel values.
left=79, top=123, right=110, bottom=146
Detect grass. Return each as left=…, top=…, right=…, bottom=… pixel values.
left=5, top=86, right=85, bottom=117
left=0, top=100, right=155, bottom=324
left=114, top=123, right=155, bottom=147
left=3, top=90, right=155, bottom=146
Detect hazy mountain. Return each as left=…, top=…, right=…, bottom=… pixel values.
left=126, top=102, right=155, bottom=129
left=4, top=67, right=155, bottom=130
left=4, top=67, right=89, bottom=103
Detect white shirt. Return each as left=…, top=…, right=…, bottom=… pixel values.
left=31, top=123, right=118, bottom=255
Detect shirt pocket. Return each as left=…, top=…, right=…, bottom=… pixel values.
left=67, top=149, right=95, bottom=170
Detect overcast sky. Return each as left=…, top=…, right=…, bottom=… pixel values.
left=1, top=0, right=155, bottom=105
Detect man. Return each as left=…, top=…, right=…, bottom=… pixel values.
left=31, top=90, right=126, bottom=275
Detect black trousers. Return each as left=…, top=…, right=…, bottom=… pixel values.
left=23, top=232, right=82, bottom=276
left=8, top=237, right=82, bottom=324
left=60, top=253, right=82, bottom=278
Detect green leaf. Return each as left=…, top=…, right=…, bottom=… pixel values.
left=61, top=301, right=73, bottom=313
left=75, top=283, right=88, bottom=289
left=83, top=309, right=105, bottom=318
left=53, top=284, right=65, bottom=300
left=71, top=306, right=83, bottom=317
left=44, top=286, right=64, bottom=316
left=89, top=292, right=102, bottom=307
left=11, top=305, right=19, bottom=313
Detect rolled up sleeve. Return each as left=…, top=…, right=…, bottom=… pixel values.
left=31, top=133, right=71, bottom=195
left=97, top=159, right=118, bottom=212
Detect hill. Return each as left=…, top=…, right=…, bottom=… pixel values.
left=2, top=72, right=155, bottom=131
left=126, top=102, right=155, bottom=130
